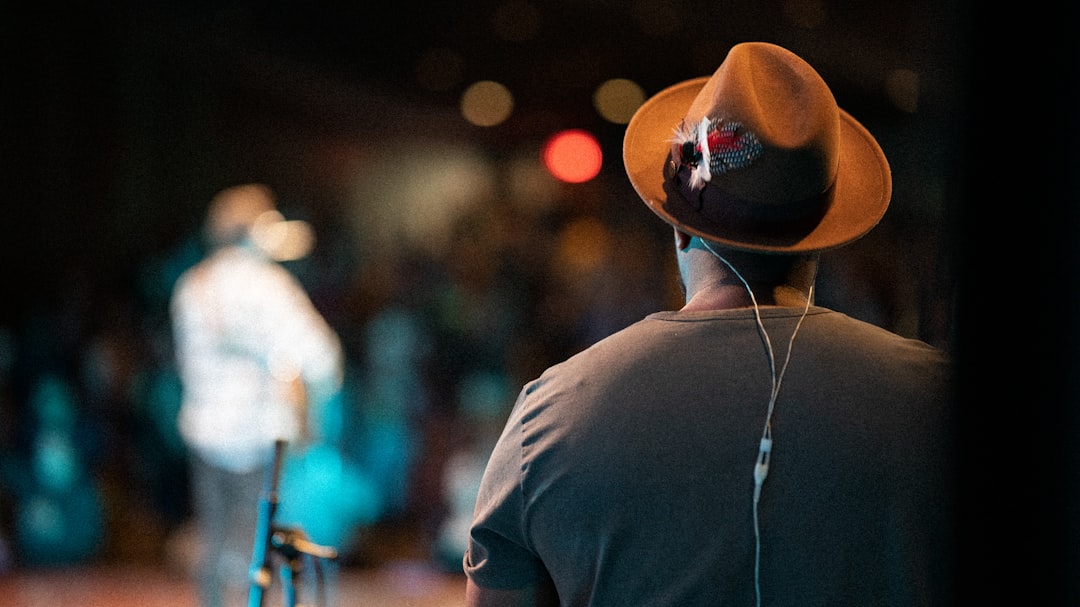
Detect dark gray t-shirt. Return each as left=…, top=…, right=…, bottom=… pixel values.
left=465, top=307, right=953, bottom=606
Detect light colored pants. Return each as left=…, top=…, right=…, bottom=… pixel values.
left=190, top=455, right=265, bottom=607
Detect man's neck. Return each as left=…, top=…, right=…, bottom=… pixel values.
left=681, top=283, right=811, bottom=311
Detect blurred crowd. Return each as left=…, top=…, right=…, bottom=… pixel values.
left=0, top=190, right=677, bottom=573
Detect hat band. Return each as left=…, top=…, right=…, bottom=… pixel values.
left=671, top=163, right=833, bottom=240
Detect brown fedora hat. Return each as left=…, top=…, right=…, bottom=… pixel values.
left=623, top=42, right=891, bottom=253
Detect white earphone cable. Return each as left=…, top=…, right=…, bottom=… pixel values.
left=700, top=239, right=816, bottom=607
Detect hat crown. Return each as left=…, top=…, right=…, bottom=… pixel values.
left=677, top=42, right=840, bottom=206
left=622, top=41, right=890, bottom=253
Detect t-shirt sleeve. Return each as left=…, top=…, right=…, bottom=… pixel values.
left=463, top=389, right=549, bottom=590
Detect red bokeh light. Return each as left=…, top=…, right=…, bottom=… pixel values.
left=542, top=129, right=603, bottom=183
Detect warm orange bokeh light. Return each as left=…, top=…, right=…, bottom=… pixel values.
left=541, top=129, right=602, bottom=183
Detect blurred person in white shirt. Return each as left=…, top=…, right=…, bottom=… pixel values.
left=170, top=183, right=343, bottom=607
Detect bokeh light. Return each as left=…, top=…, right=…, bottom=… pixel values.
left=541, top=129, right=603, bottom=183
left=593, top=78, right=646, bottom=124
left=460, top=80, right=515, bottom=127
left=251, top=211, right=316, bottom=262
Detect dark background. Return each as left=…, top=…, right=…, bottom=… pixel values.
left=0, top=1, right=1077, bottom=603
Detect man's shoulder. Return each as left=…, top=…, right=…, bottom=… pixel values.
left=528, top=314, right=687, bottom=381
left=814, top=310, right=949, bottom=357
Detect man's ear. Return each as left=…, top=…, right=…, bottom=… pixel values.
left=674, top=227, right=693, bottom=251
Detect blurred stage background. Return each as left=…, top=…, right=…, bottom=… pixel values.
left=1, top=1, right=1077, bottom=605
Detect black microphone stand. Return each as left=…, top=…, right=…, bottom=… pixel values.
left=248, top=439, right=339, bottom=607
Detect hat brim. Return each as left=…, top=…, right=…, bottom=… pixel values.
left=623, top=77, right=891, bottom=253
